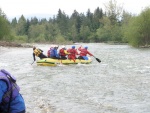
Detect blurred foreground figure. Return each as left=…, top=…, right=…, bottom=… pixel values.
left=0, top=69, right=26, bottom=113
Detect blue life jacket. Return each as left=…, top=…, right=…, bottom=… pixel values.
left=82, top=56, right=88, bottom=60
left=50, top=48, right=59, bottom=57
left=50, top=48, right=55, bottom=57
left=0, top=69, right=20, bottom=104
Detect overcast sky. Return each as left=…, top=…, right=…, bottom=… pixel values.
left=0, top=0, right=150, bottom=20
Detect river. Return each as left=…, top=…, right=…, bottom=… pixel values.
left=0, top=43, right=150, bottom=113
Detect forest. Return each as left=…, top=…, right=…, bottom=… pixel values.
left=0, top=0, right=150, bottom=47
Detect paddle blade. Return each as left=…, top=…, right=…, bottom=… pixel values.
left=96, top=58, right=101, bottom=63
left=31, top=61, right=35, bottom=65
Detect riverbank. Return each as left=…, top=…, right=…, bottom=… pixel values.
left=0, top=41, right=33, bottom=48
left=0, top=40, right=74, bottom=48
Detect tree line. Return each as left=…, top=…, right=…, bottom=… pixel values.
left=0, top=0, right=150, bottom=47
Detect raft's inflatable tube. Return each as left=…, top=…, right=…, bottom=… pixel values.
left=36, top=57, right=92, bottom=66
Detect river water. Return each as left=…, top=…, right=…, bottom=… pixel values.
left=0, top=43, right=150, bottom=113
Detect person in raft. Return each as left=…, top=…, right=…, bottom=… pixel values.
left=59, top=45, right=70, bottom=59
left=33, top=46, right=47, bottom=61
left=67, top=45, right=78, bottom=62
left=0, top=69, right=26, bottom=113
left=47, top=45, right=54, bottom=57
left=78, top=46, right=93, bottom=60
left=50, top=45, right=60, bottom=59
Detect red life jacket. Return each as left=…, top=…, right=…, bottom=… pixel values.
left=78, top=47, right=93, bottom=56
left=59, top=49, right=66, bottom=56
left=47, top=47, right=54, bottom=57
left=47, top=50, right=50, bottom=57
left=79, top=49, right=87, bottom=56
left=67, top=48, right=78, bottom=59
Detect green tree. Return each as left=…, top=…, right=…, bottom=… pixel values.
left=45, top=23, right=61, bottom=42
left=138, top=7, right=150, bottom=46
left=0, top=8, right=11, bottom=40
left=69, top=24, right=78, bottom=42
left=16, top=15, right=27, bottom=35
left=121, top=11, right=132, bottom=42
left=70, top=10, right=82, bottom=34
left=0, top=8, right=7, bottom=19
left=104, top=0, right=123, bottom=25
left=30, top=17, right=38, bottom=25
left=124, top=7, right=150, bottom=47
left=11, top=17, right=17, bottom=27
left=96, top=16, right=112, bottom=42
left=25, top=19, right=30, bottom=35
left=80, top=25, right=91, bottom=42
left=96, top=0, right=123, bottom=42
left=28, top=24, right=45, bottom=42
left=123, top=17, right=141, bottom=47
left=93, top=7, right=103, bottom=31
left=56, top=9, right=69, bottom=36
left=86, top=9, right=95, bottom=32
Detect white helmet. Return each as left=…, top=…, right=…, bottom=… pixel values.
left=62, top=45, right=65, bottom=48
left=50, top=45, right=54, bottom=47
left=54, top=45, right=58, bottom=48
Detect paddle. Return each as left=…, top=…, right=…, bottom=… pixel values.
left=93, top=56, right=101, bottom=63
left=31, top=61, right=35, bottom=65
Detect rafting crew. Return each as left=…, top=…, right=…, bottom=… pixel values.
left=47, top=45, right=93, bottom=60
left=44, top=45, right=93, bottom=60
left=32, top=45, right=101, bottom=63
left=33, top=46, right=47, bottom=61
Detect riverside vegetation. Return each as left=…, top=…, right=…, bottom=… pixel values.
left=0, top=0, right=150, bottom=48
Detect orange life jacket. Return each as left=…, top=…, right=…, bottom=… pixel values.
left=59, top=49, right=66, bottom=56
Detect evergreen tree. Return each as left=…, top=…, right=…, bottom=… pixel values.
left=80, top=25, right=91, bottom=42
left=56, top=9, right=69, bottom=37
left=0, top=8, right=11, bottom=40
left=70, top=24, right=78, bottom=42
left=16, top=15, right=27, bottom=35
left=25, top=19, right=30, bottom=35
left=30, top=17, right=38, bottom=25
left=70, top=10, right=82, bottom=34
left=11, top=17, right=17, bottom=27
left=86, top=9, right=94, bottom=31
left=0, top=8, right=7, bottom=19
left=93, top=7, right=103, bottom=31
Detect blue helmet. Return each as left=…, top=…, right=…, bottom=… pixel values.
left=72, top=46, right=75, bottom=49
left=84, top=46, right=88, bottom=49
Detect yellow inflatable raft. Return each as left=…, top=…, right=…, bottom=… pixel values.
left=36, top=57, right=92, bottom=66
